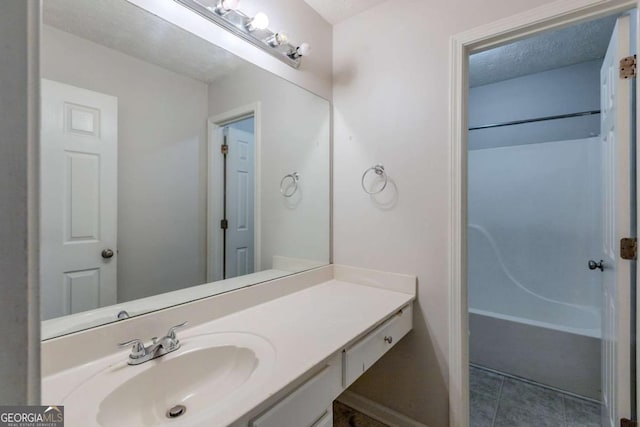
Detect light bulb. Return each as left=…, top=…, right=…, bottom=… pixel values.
left=297, top=42, right=311, bottom=57
left=213, top=0, right=239, bottom=13
left=247, top=12, right=269, bottom=31
left=289, top=42, right=311, bottom=59
left=221, top=0, right=239, bottom=10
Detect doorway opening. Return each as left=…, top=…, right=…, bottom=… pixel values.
left=220, top=117, right=255, bottom=279
left=451, top=6, right=638, bottom=427
left=207, top=104, right=261, bottom=282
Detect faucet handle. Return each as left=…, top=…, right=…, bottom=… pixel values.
left=118, top=338, right=147, bottom=359
left=165, top=321, right=189, bottom=340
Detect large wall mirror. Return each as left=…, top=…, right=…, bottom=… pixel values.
left=40, top=0, right=330, bottom=339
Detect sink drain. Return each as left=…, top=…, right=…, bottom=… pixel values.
left=166, top=404, right=187, bottom=419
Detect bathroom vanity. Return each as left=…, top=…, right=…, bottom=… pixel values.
left=42, top=265, right=415, bottom=426
left=37, top=1, right=416, bottom=424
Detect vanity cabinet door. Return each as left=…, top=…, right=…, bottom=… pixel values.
left=343, top=304, right=413, bottom=388
left=250, top=362, right=340, bottom=427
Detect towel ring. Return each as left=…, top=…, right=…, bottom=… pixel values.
left=361, top=164, right=388, bottom=195
left=280, top=172, right=300, bottom=197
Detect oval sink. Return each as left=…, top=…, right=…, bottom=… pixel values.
left=60, top=332, right=275, bottom=426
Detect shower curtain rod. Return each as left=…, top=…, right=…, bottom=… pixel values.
left=468, top=109, right=601, bottom=131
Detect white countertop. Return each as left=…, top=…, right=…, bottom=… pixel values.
left=42, top=278, right=414, bottom=426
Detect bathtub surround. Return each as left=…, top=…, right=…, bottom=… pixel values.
left=0, top=1, right=40, bottom=404
left=468, top=138, right=602, bottom=319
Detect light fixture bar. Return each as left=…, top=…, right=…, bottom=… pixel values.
left=174, top=0, right=305, bottom=69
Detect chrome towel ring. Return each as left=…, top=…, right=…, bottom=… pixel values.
left=361, top=164, right=388, bottom=195
left=280, top=172, right=300, bottom=197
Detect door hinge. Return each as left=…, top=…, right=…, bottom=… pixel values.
left=220, top=219, right=228, bottom=230
left=620, top=55, right=637, bottom=79
left=620, top=237, right=637, bottom=260
left=220, top=144, right=229, bottom=155
left=621, top=418, right=638, bottom=427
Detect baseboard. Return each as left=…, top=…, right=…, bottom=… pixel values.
left=337, top=391, right=429, bottom=427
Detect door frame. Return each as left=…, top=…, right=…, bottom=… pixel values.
left=207, top=102, right=262, bottom=282
left=448, top=1, right=639, bottom=426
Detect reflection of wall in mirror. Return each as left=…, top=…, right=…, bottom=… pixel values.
left=208, top=66, right=331, bottom=270
left=41, top=25, right=210, bottom=303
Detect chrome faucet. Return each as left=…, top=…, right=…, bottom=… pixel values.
left=118, top=321, right=188, bottom=365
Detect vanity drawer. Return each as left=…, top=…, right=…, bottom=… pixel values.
left=343, top=304, right=412, bottom=388
left=251, top=362, right=340, bottom=427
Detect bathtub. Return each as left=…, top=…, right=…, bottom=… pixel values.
left=468, top=225, right=602, bottom=400
left=469, top=309, right=601, bottom=399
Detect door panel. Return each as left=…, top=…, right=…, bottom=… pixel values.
left=601, top=15, right=633, bottom=427
left=41, top=79, right=118, bottom=320
left=66, top=152, right=100, bottom=240
left=226, top=127, right=255, bottom=278
left=64, top=269, right=101, bottom=314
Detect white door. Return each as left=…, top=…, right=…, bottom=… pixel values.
left=40, top=79, right=118, bottom=320
left=225, top=126, right=255, bottom=278
left=601, top=15, right=633, bottom=427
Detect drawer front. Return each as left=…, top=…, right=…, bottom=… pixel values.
left=251, top=363, right=340, bottom=427
left=343, top=304, right=413, bottom=388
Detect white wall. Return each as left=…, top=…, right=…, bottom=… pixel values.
left=0, top=0, right=40, bottom=404
left=208, top=66, right=331, bottom=269
left=332, top=0, right=558, bottom=425
left=127, top=0, right=333, bottom=100
left=469, top=60, right=602, bottom=149
left=41, top=26, right=210, bottom=303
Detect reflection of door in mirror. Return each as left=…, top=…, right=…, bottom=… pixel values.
left=221, top=118, right=255, bottom=279
left=40, top=79, right=118, bottom=320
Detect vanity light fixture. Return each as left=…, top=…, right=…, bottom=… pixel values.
left=174, top=0, right=310, bottom=69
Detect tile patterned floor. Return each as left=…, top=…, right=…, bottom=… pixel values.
left=470, top=366, right=601, bottom=427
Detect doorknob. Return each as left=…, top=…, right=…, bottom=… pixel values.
left=102, top=249, right=115, bottom=259
left=588, top=259, right=604, bottom=271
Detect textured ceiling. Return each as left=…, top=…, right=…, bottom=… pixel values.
left=304, top=0, right=387, bottom=24
left=470, top=15, right=618, bottom=87
left=43, top=0, right=248, bottom=84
